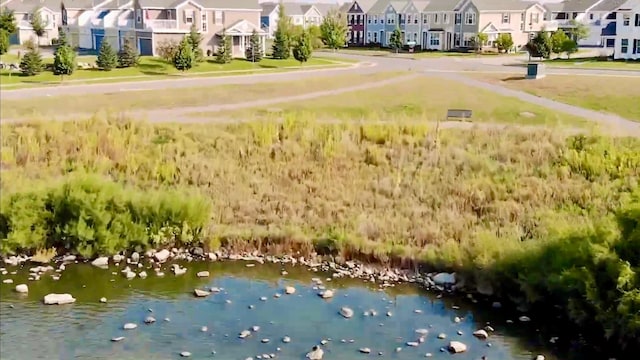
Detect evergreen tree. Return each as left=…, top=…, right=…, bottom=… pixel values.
left=52, top=40, right=76, bottom=80
left=96, top=40, right=117, bottom=71
left=271, top=2, right=291, bottom=59
left=117, top=38, right=139, bottom=68
left=30, top=8, right=46, bottom=44
left=526, top=31, right=551, bottom=59
left=292, top=30, right=312, bottom=65
left=19, top=39, right=43, bottom=76
left=56, top=27, right=69, bottom=47
left=389, top=27, right=402, bottom=53
left=187, top=24, right=204, bottom=62
left=245, top=29, right=263, bottom=63
left=319, top=8, right=348, bottom=50
left=216, top=29, right=232, bottom=64
left=173, top=37, right=193, bottom=72
left=550, top=29, right=570, bottom=56
left=0, top=29, right=8, bottom=55
left=0, top=7, right=17, bottom=34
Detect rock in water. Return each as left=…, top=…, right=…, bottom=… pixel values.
left=306, top=345, right=324, bottom=359
left=99, top=297, right=107, bottom=303
left=43, top=293, right=76, bottom=305
left=197, top=271, right=210, bottom=278
left=282, top=336, right=291, bottom=343
left=319, top=290, right=334, bottom=299
left=180, top=351, right=191, bottom=357
left=239, top=330, right=251, bottom=339
left=194, top=289, right=211, bottom=297
left=15, top=284, right=28, bottom=293
left=154, top=249, right=171, bottom=262
left=339, top=307, right=354, bottom=318
left=285, top=286, right=296, bottom=294
left=123, top=323, right=137, bottom=330
left=473, top=329, right=489, bottom=339
left=448, top=341, right=467, bottom=353
left=111, top=336, right=125, bottom=342
left=432, top=273, right=456, bottom=285
left=359, top=348, right=371, bottom=354
left=91, top=257, right=109, bottom=268
left=144, top=316, right=156, bottom=324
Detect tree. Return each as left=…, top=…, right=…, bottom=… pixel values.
left=117, top=38, right=138, bottom=68
left=96, top=40, right=117, bottom=71
left=561, top=38, right=578, bottom=58
left=187, top=24, right=204, bottom=62
left=30, top=8, right=46, bottom=45
left=526, top=30, right=551, bottom=59
left=19, top=39, right=43, bottom=76
left=292, top=30, right=312, bottom=65
left=173, top=37, right=193, bottom=72
left=157, top=39, right=180, bottom=63
left=550, top=29, right=569, bottom=56
left=245, top=29, right=263, bottom=63
left=0, top=7, right=17, bottom=34
left=474, top=33, right=488, bottom=53
left=56, top=27, right=69, bottom=47
left=271, top=2, right=292, bottom=59
left=306, top=24, right=324, bottom=49
left=389, top=27, right=402, bottom=53
left=52, top=39, right=76, bottom=80
left=495, top=33, right=513, bottom=53
left=216, top=29, right=232, bottom=64
left=0, top=29, right=8, bottom=55
left=319, top=8, right=348, bottom=50
left=568, top=19, right=589, bottom=43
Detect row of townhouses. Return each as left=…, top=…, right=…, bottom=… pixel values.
left=260, top=2, right=339, bottom=38
left=340, top=0, right=639, bottom=59
left=1, top=0, right=269, bottom=58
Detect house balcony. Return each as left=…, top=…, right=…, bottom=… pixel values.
left=146, top=19, right=178, bottom=29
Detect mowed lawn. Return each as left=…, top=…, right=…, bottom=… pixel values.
left=468, top=73, right=640, bottom=121
left=544, top=57, right=640, bottom=70
left=198, top=76, right=588, bottom=126
left=0, top=54, right=342, bottom=87
left=0, top=72, right=405, bottom=119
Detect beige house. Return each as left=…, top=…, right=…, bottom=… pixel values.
left=3, top=0, right=62, bottom=46
left=458, top=0, right=547, bottom=50
left=133, top=0, right=266, bottom=57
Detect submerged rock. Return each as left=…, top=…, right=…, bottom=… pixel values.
left=339, top=307, right=354, bottom=319
left=123, top=323, right=137, bottom=330
left=15, top=284, right=28, bottom=293
left=239, top=330, right=251, bottom=339
left=473, top=329, right=489, bottom=339
left=180, top=351, right=191, bottom=357
left=197, top=271, right=210, bottom=278
left=144, top=316, right=156, bottom=324
left=43, top=293, right=76, bottom=305
left=282, top=336, right=291, bottom=343
left=99, top=297, right=107, bottom=303
left=359, top=347, right=371, bottom=353
left=318, top=290, right=334, bottom=299
left=448, top=341, right=467, bottom=353
left=285, top=286, right=296, bottom=295
left=111, top=336, right=125, bottom=342
left=306, top=345, right=324, bottom=359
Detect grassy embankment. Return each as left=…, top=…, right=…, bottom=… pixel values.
left=544, top=56, right=640, bottom=70
left=1, top=117, right=639, bottom=353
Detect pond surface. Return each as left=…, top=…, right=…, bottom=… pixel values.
left=1, top=260, right=561, bottom=360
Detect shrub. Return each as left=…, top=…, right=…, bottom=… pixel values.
left=117, top=39, right=139, bottom=68
left=96, top=40, right=117, bottom=71
left=19, top=42, right=43, bottom=76
left=157, top=38, right=180, bottom=63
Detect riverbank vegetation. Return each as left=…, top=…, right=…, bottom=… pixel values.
left=1, top=118, right=638, bottom=353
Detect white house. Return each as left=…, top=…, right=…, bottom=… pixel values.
left=614, top=0, right=640, bottom=59
left=3, top=0, right=62, bottom=46
left=260, top=2, right=326, bottom=38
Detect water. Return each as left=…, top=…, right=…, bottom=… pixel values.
left=0, top=260, right=561, bottom=360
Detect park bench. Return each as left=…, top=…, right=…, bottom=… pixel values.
left=446, top=109, right=473, bottom=121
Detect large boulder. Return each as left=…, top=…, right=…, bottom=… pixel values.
left=43, top=293, right=76, bottom=305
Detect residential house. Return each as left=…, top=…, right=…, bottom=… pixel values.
left=458, top=0, right=547, bottom=51
left=133, top=0, right=267, bottom=58
left=614, top=0, right=640, bottom=59
left=3, top=0, right=62, bottom=46
left=422, top=0, right=460, bottom=50
left=260, top=2, right=329, bottom=38
left=367, top=0, right=399, bottom=47
left=544, top=0, right=620, bottom=46
left=62, top=0, right=108, bottom=49
left=345, top=0, right=376, bottom=45
left=399, top=1, right=429, bottom=47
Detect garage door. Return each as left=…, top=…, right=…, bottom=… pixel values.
left=9, top=32, right=18, bottom=45
left=138, top=38, right=153, bottom=56
left=94, top=34, right=104, bottom=51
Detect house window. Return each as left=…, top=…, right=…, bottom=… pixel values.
left=423, top=14, right=428, bottom=24
left=635, top=39, right=640, bottom=53
left=434, top=13, right=439, bottom=23
left=214, top=10, right=222, bottom=24
left=429, top=33, right=440, bottom=46
left=443, top=13, right=449, bottom=24
left=635, top=14, right=640, bottom=26
left=455, top=13, right=461, bottom=24
left=454, top=33, right=460, bottom=46
left=414, top=16, right=418, bottom=24
left=184, top=10, right=194, bottom=23
left=368, top=15, right=371, bottom=24
left=373, top=31, right=377, bottom=42
left=623, top=15, right=630, bottom=26
left=413, top=32, right=417, bottom=41
left=374, top=15, right=378, bottom=24
left=406, top=33, right=411, bottom=42
left=407, top=15, right=411, bottom=24
left=136, top=9, right=142, bottom=23
left=532, top=13, right=539, bottom=23
left=356, top=15, right=361, bottom=24
left=367, top=32, right=371, bottom=41
left=589, top=13, right=594, bottom=20
left=501, top=13, right=510, bottom=23
left=465, top=11, right=476, bottom=25
left=201, top=13, right=207, bottom=32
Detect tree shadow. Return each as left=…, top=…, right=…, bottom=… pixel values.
left=137, top=60, right=168, bottom=76
left=500, top=76, right=526, bottom=82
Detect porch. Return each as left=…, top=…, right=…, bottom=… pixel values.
left=220, top=20, right=268, bottom=59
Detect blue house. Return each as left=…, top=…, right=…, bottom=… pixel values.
left=367, top=0, right=399, bottom=47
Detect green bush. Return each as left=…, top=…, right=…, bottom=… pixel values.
left=0, top=174, right=210, bottom=258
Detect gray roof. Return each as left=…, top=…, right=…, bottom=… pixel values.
left=369, top=0, right=391, bottom=13
left=354, top=0, right=379, bottom=12
left=559, top=0, right=602, bottom=12
left=100, top=0, right=132, bottom=9
left=314, top=3, right=339, bottom=16
left=471, top=0, right=535, bottom=11
left=260, top=2, right=277, bottom=15
left=139, top=0, right=260, bottom=10
left=591, top=0, right=629, bottom=11
left=5, top=0, right=64, bottom=13
left=423, top=0, right=461, bottom=12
